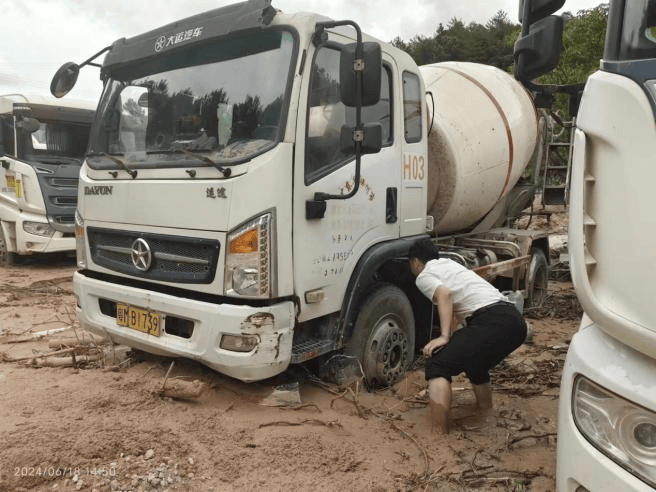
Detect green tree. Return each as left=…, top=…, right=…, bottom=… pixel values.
left=541, top=6, right=608, bottom=86
left=391, top=11, right=518, bottom=69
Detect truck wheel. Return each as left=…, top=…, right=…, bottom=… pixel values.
left=526, top=248, right=548, bottom=308
left=345, top=284, right=415, bottom=388
left=0, top=227, right=16, bottom=267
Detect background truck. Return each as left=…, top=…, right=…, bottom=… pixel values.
left=0, top=94, right=95, bottom=266
left=51, top=0, right=551, bottom=387
left=515, top=0, right=656, bottom=490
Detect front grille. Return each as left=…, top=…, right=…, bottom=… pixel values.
left=53, top=214, right=74, bottom=224
left=51, top=196, right=77, bottom=206
left=48, top=177, right=78, bottom=188
left=88, top=227, right=220, bottom=284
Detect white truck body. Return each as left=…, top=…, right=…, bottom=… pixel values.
left=558, top=67, right=656, bottom=492
left=0, top=95, right=94, bottom=263
left=542, top=1, right=656, bottom=490
left=62, top=1, right=549, bottom=385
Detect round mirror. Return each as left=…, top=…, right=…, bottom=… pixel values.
left=50, top=62, right=80, bottom=98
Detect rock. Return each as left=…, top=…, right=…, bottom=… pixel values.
left=188, top=457, right=194, bottom=465
left=159, top=379, right=206, bottom=400
left=144, top=449, right=155, bottom=460
left=511, top=437, right=538, bottom=449
left=259, top=382, right=301, bottom=407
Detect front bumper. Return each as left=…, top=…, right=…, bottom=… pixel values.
left=1, top=207, right=74, bottom=254
left=557, top=319, right=656, bottom=491
left=73, top=271, right=295, bottom=382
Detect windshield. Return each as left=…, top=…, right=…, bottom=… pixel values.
left=619, top=0, right=656, bottom=59
left=17, top=118, right=90, bottom=164
left=88, top=30, right=295, bottom=170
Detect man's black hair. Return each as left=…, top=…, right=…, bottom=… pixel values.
left=408, top=237, right=440, bottom=263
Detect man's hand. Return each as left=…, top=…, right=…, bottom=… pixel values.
left=423, top=336, right=449, bottom=357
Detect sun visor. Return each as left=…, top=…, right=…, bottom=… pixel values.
left=101, top=0, right=277, bottom=76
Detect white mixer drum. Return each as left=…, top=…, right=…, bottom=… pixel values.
left=419, top=62, right=538, bottom=234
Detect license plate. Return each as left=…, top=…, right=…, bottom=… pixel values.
left=116, top=303, right=161, bottom=336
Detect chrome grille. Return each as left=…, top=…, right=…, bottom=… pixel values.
left=87, top=227, right=220, bottom=284
left=48, top=177, right=78, bottom=188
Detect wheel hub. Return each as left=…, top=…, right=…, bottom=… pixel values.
left=366, top=318, right=409, bottom=386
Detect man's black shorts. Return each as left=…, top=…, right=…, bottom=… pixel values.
left=425, top=302, right=527, bottom=385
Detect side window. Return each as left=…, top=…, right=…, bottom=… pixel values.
left=403, top=71, right=422, bottom=143
left=0, top=117, right=15, bottom=156
left=305, top=46, right=392, bottom=184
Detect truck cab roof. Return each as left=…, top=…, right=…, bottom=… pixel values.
left=0, top=94, right=95, bottom=122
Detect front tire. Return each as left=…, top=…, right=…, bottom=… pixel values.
left=525, top=248, right=548, bottom=308
left=344, top=283, right=415, bottom=387
left=0, top=226, right=16, bottom=267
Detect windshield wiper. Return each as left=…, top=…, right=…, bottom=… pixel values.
left=98, top=152, right=138, bottom=179
left=178, top=149, right=231, bottom=178
left=33, top=155, right=82, bottom=165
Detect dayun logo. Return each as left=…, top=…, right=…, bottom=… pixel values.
left=155, top=36, right=166, bottom=52
left=84, top=186, right=113, bottom=196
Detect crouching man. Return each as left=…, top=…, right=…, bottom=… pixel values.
left=408, top=238, right=527, bottom=434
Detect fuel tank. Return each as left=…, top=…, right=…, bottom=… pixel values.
left=419, top=62, right=538, bottom=234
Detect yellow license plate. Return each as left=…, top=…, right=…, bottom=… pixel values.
left=6, top=175, right=15, bottom=188
left=116, top=303, right=161, bottom=336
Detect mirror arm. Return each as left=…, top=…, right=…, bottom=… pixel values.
left=78, top=46, right=112, bottom=70
left=312, top=20, right=365, bottom=203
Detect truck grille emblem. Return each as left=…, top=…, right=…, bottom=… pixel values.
left=131, top=238, right=152, bottom=271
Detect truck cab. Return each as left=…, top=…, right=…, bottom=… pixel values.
left=0, top=95, right=94, bottom=265
left=60, top=2, right=430, bottom=383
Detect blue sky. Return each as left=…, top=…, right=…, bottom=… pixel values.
left=0, top=0, right=605, bottom=102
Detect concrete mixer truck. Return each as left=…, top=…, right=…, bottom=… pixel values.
left=50, top=0, right=550, bottom=385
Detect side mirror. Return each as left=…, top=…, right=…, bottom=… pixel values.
left=339, top=42, right=381, bottom=107
left=519, top=0, right=566, bottom=24
left=16, top=117, right=41, bottom=133
left=50, top=62, right=80, bottom=98
left=340, top=123, right=382, bottom=155
left=515, top=15, right=564, bottom=81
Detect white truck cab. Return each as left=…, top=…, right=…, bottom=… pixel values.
left=0, top=95, right=94, bottom=265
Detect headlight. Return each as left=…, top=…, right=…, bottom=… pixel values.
left=74, top=210, right=87, bottom=269
left=572, top=375, right=656, bottom=488
left=22, top=221, right=55, bottom=237
left=220, top=334, right=259, bottom=352
left=224, top=213, right=275, bottom=298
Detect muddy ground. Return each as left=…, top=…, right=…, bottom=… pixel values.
left=0, top=224, right=580, bottom=492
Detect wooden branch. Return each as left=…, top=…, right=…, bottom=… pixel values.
left=258, top=419, right=343, bottom=429
left=389, top=421, right=430, bottom=476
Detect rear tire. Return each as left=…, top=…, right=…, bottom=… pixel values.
left=344, top=283, right=415, bottom=388
left=525, top=248, right=548, bottom=308
left=0, top=226, right=16, bottom=267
